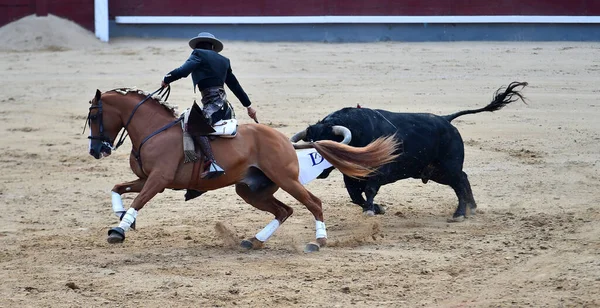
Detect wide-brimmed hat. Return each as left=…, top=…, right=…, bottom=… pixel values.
left=188, top=32, right=223, bottom=52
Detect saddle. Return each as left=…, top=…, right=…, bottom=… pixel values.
left=184, top=101, right=237, bottom=135
left=181, top=101, right=237, bottom=162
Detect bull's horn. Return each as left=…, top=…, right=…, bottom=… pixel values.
left=332, top=125, right=352, bottom=144
left=290, top=129, right=307, bottom=143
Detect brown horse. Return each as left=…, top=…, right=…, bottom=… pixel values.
left=86, top=87, right=400, bottom=252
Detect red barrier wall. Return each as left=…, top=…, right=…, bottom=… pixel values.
left=2, top=0, right=600, bottom=31
left=0, top=0, right=93, bottom=30
left=108, top=0, right=600, bottom=17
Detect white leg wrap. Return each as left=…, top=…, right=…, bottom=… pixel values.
left=316, top=220, right=327, bottom=239
left=111, top=191, right=125, bottom=217
left=118, top=208, right=137, bottom=231
left=255, top=219, right=280, bottom=242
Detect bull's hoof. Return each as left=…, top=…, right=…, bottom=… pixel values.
left=240, top=237, right=263, bottom=250
left=447, top=216, right=465, bottom=223
left=107, top=227, right=125, bottom=244
left=374, top=204, right=386, bottom=215
left=304, top=242, right=320, bottom=253
left=364, top=210, right=376, bottom=217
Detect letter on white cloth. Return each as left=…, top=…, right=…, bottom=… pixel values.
left=296, top=149, right=333, bottom=185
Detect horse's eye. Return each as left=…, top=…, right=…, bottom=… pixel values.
left=89, top=114, right=98, bottom=121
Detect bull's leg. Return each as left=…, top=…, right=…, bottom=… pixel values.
left=429, top=159, right=476, bottom=222
left=443, top=171, right=474, bottom=223
left=235, top=183, right=292, bottom=250
left=363, top=183, right=382, bottom=217
left=317, top=166, right=336, bottom=179
left=462, top=172, right=477, bottom=215
left=344, top=176, right=366, bottom=206
left=345, top=177, right=386, bottom=215
left=107, top=171, right=173, bottom=244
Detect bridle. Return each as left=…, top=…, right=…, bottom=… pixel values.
left=85, top=93, right=113, bottom=151
left=84, top=86, right=172, bottom=156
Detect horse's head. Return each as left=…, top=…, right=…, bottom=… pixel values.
left=86, top=89, right=122, bottom=159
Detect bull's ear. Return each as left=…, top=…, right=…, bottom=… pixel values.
left=95, top=89, right=101, bottom=101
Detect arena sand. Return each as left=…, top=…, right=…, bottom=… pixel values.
left=0, top=15, right=599, bottom=307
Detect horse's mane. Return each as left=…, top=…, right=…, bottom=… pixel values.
left=109, top=87, right=180, bottom=118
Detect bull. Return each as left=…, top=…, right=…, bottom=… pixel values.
left=290, top=82, right=528, bottom=221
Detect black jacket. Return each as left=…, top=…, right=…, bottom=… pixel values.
left=163, top=49, right=252, bottom=107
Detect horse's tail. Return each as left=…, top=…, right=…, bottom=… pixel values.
left=311, top=135, right=401, bottom=179
left=442, top=81, right=528, bottom=122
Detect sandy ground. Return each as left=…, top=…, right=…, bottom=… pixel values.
left=1, top=38, right=599, bottom=307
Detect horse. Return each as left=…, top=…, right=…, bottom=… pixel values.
left=85, top=87, right=400, bottom=252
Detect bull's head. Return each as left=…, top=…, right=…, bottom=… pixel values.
left=291, top=124, right=352, bottom=144
left=290, top=124, right=351, bottom=179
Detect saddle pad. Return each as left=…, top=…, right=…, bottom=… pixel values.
left=180, top=109, right=238, bottom=138
left=296, top=149, right=333, bottom=185
left=209, top=119, right=238, bottom=138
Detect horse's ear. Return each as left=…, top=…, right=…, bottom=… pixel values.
left=95, top=89, right=101, bottom=101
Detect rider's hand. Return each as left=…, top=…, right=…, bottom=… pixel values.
left=161, top=80, right=168, bottom=88
left=247, top=106, right=258, bottom=123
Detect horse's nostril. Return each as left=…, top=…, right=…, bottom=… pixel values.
left=90, top=149, right=96, bottom=156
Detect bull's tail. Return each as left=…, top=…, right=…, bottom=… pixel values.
left=310, top=136, right=401, bottom=179
left=442, top=81, right=528, bottom=122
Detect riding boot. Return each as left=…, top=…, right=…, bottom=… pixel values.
left=197, top=135, right=225, bottom=179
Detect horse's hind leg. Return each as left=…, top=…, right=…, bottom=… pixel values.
left=277, top=180, right=327, bottom=251
left=235, top=183, right=293, bottom=249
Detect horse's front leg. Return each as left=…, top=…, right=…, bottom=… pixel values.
left=107, top=172, right=172, bottom=244
left=110, top=178, right=146, bottom=219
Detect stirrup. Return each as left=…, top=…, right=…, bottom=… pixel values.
left=201, top=161, right=225, bottom=179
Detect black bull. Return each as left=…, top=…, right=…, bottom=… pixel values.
left=291, top=82, right=528, bottom=221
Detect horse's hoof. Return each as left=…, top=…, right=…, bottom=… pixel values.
left=364, top=210, right=376, bottom=217
left=316, top=237, right=327, bottom=247
left=304, top=243, right=320, bottom=253
left=240, top=238, right=263, bottom=250
left=240, top=239, right=253, bottom=250
left=447, top=216, right=465, bottom=223
left=107, top=227, right=125, bottom=244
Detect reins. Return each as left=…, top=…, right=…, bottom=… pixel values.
left=113, top=86, right=171, bottom=150
left=131, top=117, right=182, bottom=175
left=85, top=86, right=179, bottom=176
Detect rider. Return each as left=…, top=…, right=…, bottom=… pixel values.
left=161, top=32, right=258, bottom=179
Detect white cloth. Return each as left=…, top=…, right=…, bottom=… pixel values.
left=296, top=149, right=333, bottom=185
